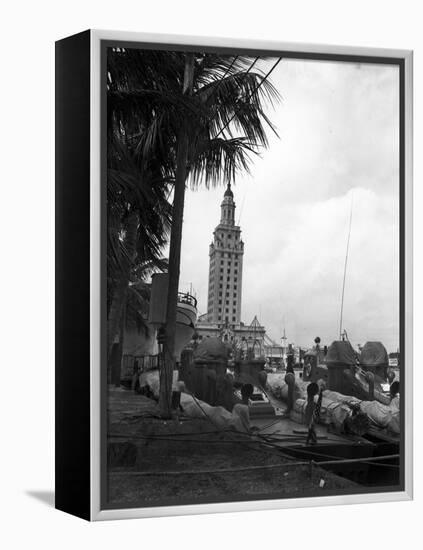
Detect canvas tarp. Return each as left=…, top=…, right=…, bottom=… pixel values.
left=359, top=399, right=400, bottom=434
left=360, top=341, right=389, bottom=367
left=193, top=337, right=228, bottom=363
left=325, top=340, right=357, bottom=366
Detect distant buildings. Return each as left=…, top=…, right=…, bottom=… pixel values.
left=388, top=351, right=400, bottom=368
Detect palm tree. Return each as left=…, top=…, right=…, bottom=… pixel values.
left=151, top=53, right=280, bottom=417
left=107, top=49, right=280, bottom=414
left=106, top=50, right=175, bottom=373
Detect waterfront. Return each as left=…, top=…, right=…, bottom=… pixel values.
left=105, top=47, right=402, bottom=510
left=106, top=388, right=361, bottom=508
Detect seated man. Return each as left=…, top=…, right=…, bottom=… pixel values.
left=230, top=384, right=254, bottom=434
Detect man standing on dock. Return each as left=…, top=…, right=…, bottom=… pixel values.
left=305, top=382, right=323, bottom=445
left=284, top=364, right=296, bottom=414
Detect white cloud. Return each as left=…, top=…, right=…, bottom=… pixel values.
left=178, top=58, right=400, bottom=352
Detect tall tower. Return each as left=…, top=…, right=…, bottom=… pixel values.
left=206, top=183, right=244, bottom=325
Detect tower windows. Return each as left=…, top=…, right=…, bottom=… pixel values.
left=207, top=186, right=243, bottom=325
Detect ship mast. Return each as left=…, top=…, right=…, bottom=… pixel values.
left=339, top=192, right=354, bottom=339
left=281, top=326, right=287, bottom=362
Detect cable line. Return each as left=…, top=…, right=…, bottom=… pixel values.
left=215, top=56, right=283, bottom=139
left=339, top=191, right=354, bottom=339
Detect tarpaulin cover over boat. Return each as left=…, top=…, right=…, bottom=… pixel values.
left=325, top=340, right=357, bottom=366
left=360, top=341, right=389, bottom=367
left=193, top=337, right=228, bottom=362
left=266, top=373, right=399, bottom=434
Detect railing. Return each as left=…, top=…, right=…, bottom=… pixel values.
left=121, top=354, right=160, bottom=378
left=178, top=292, right=197, bottom=309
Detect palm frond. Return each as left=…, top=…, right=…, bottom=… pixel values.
left=188, top=136, right=257, bottom=189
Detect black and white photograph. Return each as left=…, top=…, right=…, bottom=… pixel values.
left=104, top=42, right=405, bottom=511
left=3, top=0, right=422, bottom=543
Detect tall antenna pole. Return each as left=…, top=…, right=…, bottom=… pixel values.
left=281, top=326, right=287, bottom=362
left=339, top=191, right=354, bottom=339
left=237, top=188, right=247, bottom=225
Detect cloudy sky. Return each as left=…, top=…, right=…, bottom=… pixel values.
left=178, top=58, right=400, bottom=352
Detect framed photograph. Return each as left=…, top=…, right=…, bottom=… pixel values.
left=55, top=29, right=413, bottom=521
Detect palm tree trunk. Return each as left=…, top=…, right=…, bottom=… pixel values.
left=159, top=54, right=195, bottom=417
left=107, top=209, right=139, bottom=382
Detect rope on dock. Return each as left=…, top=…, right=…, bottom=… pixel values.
left=108, top=453, right=400, bottom=477
left=108, top=428, right=400, bottom=470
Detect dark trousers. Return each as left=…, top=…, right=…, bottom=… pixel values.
left=306, top=425, right=317, bottom=445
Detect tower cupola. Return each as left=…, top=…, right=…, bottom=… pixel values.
left=220, top=183, right=236, bottom=226
left=224, top=182, right=234, bottom=198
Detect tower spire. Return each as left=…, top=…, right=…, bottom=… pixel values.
left=224, top=182, right=233, bottom=198
left=220, top=183, right=235, bottom=225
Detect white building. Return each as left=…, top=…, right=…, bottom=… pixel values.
left=206, top=182, right=244, bottom=325
left=196, top=184, right=267, bottom=354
